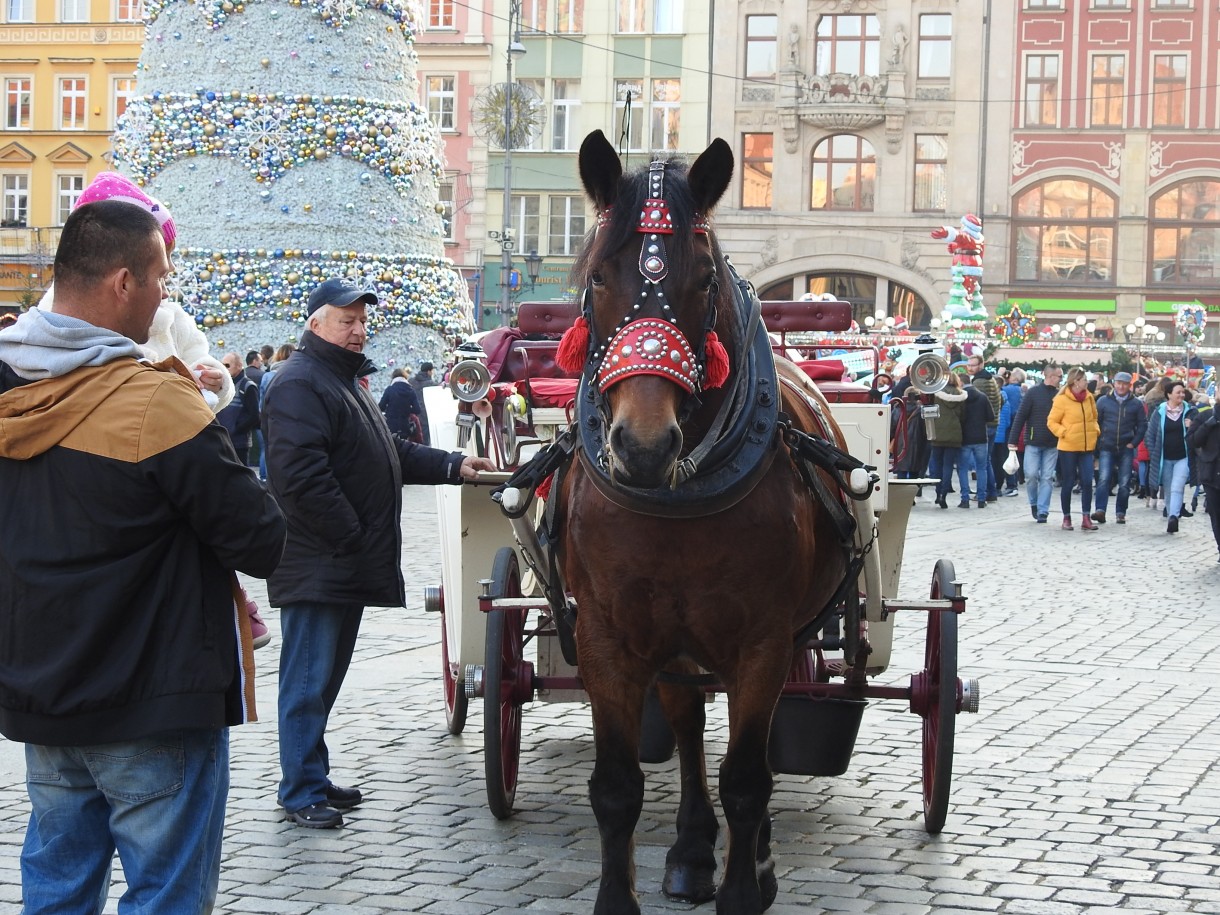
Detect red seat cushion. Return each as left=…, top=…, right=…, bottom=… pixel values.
left=797, top=359, right=848, bottom=381
left=518, top=377, right=579, bottom=408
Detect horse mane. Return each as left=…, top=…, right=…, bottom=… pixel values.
left=570, top=155, right=740, bottom=353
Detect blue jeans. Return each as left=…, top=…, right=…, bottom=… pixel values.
left=22, top=728, right=228, bottom=915
left=1057, top=450, right=1094, bottom=515
left=1160, top=458, right=1191, bottom=519
left=256, top=430, right=267, bottom=480
left=961, top=442, right=990, bottom=504
left=982, top=428, right=998, bottom=499
left=928, top=445, right=961, bottom=498
left=1023, top=445, right=1059, bottom=518
left=1096, top=448, right=1134, bottom=516
left=278, top=601, right=364, bottom=812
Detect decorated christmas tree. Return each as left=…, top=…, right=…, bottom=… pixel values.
left=111, top=0, right=472, bottom=368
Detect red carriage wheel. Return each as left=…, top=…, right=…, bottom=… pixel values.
left=917, top=558, right=959, bottom=835
left=484, top=547, right=529, bottom=820
left=439, top=600, right=468, bottom=735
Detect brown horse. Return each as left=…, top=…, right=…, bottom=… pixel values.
left=556, top=130, right=853, bottom=914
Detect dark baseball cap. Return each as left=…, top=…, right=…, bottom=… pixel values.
left=306, top=278, right=378, bottom=316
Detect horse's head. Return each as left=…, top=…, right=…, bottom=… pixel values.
left=572, top=130, right=735, bottom=489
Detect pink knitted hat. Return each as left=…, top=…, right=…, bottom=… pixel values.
left=74, top=171, right=177, bottom=251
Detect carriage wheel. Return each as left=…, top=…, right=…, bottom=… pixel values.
left=484, top=547, right=528, bottom=820
left=919, top=559, right=959, bottom=835
left=440, top=602, right=468, bottom=735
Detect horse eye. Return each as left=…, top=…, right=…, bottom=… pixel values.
left=590, top=270, right=605, bottom=287
left=700, top=273, right=717, bottom=291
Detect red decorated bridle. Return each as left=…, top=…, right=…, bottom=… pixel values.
left=555, top=160, right=728, bottom=393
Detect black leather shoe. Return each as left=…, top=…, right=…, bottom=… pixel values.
left=286, top=802, right=344, bottom=828
left=325, top=784, right=363, bottom=809
left=1179, top=507, right=1193, bottom=518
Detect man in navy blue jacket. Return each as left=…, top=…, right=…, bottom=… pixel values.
left=1092, top=371, right=1147, bottom=524
left=263, top=277, right=495, bottom=828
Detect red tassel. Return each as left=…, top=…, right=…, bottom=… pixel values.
left=703, top=331, right=730, bottom=389
left=556, top=316, right=590, bottom=375
left=536, top=473, right=554, bottom=501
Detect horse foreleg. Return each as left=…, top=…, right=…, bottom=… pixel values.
left=658, top=679, right=718, bottom=904
left=717, top=655, right=788, bottom=915
left=586, top=675, right=647, bottom=915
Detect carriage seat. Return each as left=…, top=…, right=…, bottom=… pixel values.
left=760, top=298, right=854, bottom=337
left=498, top=299, right=583, bottom=409
left=485, top=300, right=583, bottom=385
left=760, top=299, right=870, bottom=403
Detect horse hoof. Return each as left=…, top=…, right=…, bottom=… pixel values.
left=663, top=863, right=717, bottom=903
left=758, top=857, right=778, bottom=911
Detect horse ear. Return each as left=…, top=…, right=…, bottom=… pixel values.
left=579, top=130, right=623, bottom=211
left=687, top=138, right=734, bottom=215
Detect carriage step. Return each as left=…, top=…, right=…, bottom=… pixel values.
left=961, top=678, right=981, bottom=713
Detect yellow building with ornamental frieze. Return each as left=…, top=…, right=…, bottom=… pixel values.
left=0, top=0, right=143, bottom=312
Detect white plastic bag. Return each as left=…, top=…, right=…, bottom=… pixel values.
left=1002, top=450, right=1020, bottom=476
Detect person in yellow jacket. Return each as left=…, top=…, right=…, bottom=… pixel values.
left=1048, top=366, right=1101, bottom=531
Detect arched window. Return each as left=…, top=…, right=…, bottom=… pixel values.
left=811, top=135, right=875, bottom=211
left=1150, top=180, right=1220, bottom=284
left=1012, top=179, right=1116, bottom=284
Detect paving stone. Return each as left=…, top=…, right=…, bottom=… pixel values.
left=3, top=486, right=1220, bottom=914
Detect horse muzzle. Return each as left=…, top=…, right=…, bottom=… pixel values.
left=607, top=416, right=683, bottom=489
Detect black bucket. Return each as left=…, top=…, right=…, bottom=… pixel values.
left=639, top=686, right=677, bottom=764
left=768, top=696, right=866, bottom=776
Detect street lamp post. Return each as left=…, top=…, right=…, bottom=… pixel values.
left=499, top=0, right=526, bottom=323
left=523, top=249, right=543, bottom=289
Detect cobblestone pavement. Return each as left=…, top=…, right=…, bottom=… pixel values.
left=2, top=483, right=1220, bottom=914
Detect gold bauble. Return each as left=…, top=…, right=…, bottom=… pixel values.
left=218, top=291, right=231, bottom=303
left=202, top=315, right=217, bottom=327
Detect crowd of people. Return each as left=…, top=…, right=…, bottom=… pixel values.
left=0, top=173, right=495, bottom=912
left=890, top=350, right=1220, bottom=556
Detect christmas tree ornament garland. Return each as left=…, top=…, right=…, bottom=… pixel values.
left=112, top=0, right=471, bottom=366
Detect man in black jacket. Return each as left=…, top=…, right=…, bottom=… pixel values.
left=263, top=277, right=494, bottom=829
left=1092, top=371, right=1147, bottom=524
left=1007, top=363, right=1063, bottom=523
left=218, top=351, right=260, bottom=465
left=0, top=201, right=286, bottom=912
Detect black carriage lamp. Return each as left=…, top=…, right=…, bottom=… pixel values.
left=524, top=249, right=543, bottom=288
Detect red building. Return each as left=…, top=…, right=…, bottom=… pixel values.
left=1001, top=0, right=1220, bottom=346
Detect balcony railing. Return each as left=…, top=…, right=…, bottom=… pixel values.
left=0, top=226, right=60, bottom=260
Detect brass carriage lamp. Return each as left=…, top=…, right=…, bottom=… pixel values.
left=524, top=249, right=543, bottom=288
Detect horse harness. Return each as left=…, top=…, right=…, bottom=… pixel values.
left=492, top=157, right=877, bottom=658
